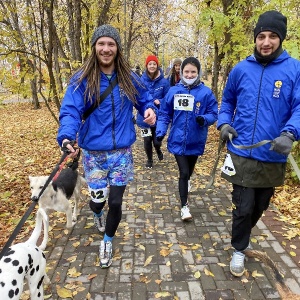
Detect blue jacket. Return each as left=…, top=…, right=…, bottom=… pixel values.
left=57, top=71, right=155, bottom=151
left=156, top=82, right=218, bottom=155
left=136, top=68, right=170, bottom=128
left=218, top=50, right=300, bottom=163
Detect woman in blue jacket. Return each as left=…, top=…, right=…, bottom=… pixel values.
left=136, top=55, right=170, bottom=168
left=156, top=57, right=218, bottom=220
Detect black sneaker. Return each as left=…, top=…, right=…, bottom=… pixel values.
left=157, top=150, right=164, bottom=161
left=146, top=160, right=153, bottom=168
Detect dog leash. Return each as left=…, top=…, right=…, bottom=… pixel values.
left=0, top=151, right=72, bottom=259
left=206, top=133, right=300, bottom=189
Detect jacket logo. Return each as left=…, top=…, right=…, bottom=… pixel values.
left=273, top=80, right=282, bottom=98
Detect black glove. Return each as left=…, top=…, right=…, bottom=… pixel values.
left=61, top=140, right=76, bottom=153
left=156, top=136, right=164, bottom=142
left=196, top=116, right=205, bottom=126
left=220, top=124, right=238, bottom=141
left=270, top=132, right=295, bottom=155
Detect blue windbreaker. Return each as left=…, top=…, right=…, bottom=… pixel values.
left=136, top=68, right=170, bottom=128
left=218, top=50, right=300, bottom=163
left=156, top=82, right=218, bottom=155
left=57, top=71, right=155, bottom=151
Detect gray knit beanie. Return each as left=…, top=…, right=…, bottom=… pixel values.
left=91, top=24, right=122, bottom=49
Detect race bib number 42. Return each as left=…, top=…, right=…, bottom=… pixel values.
left=174, top=94, right=195, bottom=111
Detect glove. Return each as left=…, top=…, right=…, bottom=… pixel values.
left=196, top=116, right=205, bottom=126
left=220, top=124, right=238, bottom=141
left=270, top=132, right=295, bottom=155
left=156, top=136, right=164, bottom=142
left=61, top=140, right=76, bottom=153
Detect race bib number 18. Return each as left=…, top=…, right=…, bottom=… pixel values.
left=174, top=94, right=195, bottom=111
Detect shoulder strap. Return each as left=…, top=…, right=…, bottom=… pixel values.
left=82, top=77, right=118, bottom=121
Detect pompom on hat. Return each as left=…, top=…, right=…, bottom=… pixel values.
left=91, top=24, right=122, bottom=49
left=254, top=10, right=287, bottom=42
left=145, top=55, right=159, bottom=66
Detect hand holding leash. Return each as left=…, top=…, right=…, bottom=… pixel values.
left=61, top=139, right=79, bottom=158
left=220, top=124, right=238, bottom=141
left=270, top=132, right=295, bottom=155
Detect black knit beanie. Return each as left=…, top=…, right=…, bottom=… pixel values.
left=91, top=24, right=122, bottom=49
left=254, top=11, right=287, bottom=42
left=181, top=57, right=201, bottom=74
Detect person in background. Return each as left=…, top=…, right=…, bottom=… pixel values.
left=57, top=24, right=156, bottom=268
left=156, top=57, right=218, bottom=220
left=135, top=65, right=142, bottom=77
left=167, top=58, right=182, bottom=86
left=136, top=55, right=170, bottom=168
left=217, top=10, right=300, bottom=277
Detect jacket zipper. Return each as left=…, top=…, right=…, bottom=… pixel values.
left=250, top=65, right=265, bottom=157
left=111, top=83, right=116, bottom=150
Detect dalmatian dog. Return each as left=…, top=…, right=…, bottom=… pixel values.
left=0, top=213, right=50, bottom=300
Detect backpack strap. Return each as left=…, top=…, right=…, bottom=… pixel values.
left=82, top=76, right=118, bottom=121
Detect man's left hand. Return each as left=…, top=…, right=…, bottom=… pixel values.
left=144, top=108, right=156, bottom=126
left=270, top=132, right=295, bottom=155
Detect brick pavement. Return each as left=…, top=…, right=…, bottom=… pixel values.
left=41, top=137, right=300, bottom=300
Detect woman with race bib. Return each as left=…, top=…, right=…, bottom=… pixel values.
left=136, top=55, right=170, bottom=168
left=156, top=57, right=218, bottom=220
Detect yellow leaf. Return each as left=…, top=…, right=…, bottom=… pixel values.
left=144, top=255, right=154, bottom=266
left=160, top=248, right=172, bottom=257
left=72, top=241, right=80, bottom=248
left=166, top=261, right=171, bottom=266
left=56, top=285, right=73, bottom=298
left=252, top=270, right=264, bottom=278
left=250, top=237, right=258, bottom=244
left=86, top=292, right=91, bottom=299
left=290, top=251, right=296, bottom=257
left=66, top=255, right=77, bottom=262
left=217, top=263, right=227, bottom=267
left=290, top=245, right=297, bottom=249
left=155, top=279, right=162, bottom=284
left=157, top=230, right=165, bottom=234
left=203, top=233, right=210, bottom=239
left=88, top=274, right=97, bottom=280
left=218, top=210, right=227, bottom=216
left=194, top=271, right=201, bottom=278
left=204, top=268, right=215, bottom=277
left=155, top=292, right=172, bottom=298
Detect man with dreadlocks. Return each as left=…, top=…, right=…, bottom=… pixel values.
left=57, top=24, right=156, bottom=268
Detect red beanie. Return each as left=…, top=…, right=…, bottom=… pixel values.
left=145, top=55, right=159, bottom=66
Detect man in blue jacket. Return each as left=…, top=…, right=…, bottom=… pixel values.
left=218, top=11, right=300, bottom=277
left=57, top=24, right=156, bottom=268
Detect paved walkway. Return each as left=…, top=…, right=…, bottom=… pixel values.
left=41, top=137, right=300, bottom=300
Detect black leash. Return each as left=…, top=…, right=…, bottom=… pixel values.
left=0, top=151, right=70, bottom=259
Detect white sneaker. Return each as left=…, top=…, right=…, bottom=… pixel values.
left=188, top=180, right=192, bottom=192
left=230, top=250, right=245, bottom=277
left=93, top=212, right=105, bottom=233
left=181, top=205, right=192, bottom=221
left=99, top=240, right=113, bottom=268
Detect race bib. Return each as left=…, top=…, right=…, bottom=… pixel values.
left=174, top=94, right=195, bottom=111
left=221, top=153, right=236, bottom=176
left=141, top=128, right=152, bottom=137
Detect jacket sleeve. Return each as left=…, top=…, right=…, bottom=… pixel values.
left=57, top=81, right=84, bottom=146
left=156, top=88, right=174, bottom=137
left=203, top=90, right=218, bottom=126
left=133, top=75, right=157, bottom=116
left=281, top=73, right=300, bottom=140
left=217, top=70, right=238, bottom=129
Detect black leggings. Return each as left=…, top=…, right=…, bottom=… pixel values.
left=231, top=184, right=274, bottom=251
left=144, top=126, right=162, bottom=161
left=174, top=155, right=198, bottom=207
left=89, top=185, right=126, bottom=238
